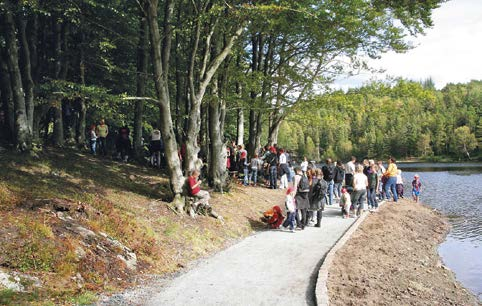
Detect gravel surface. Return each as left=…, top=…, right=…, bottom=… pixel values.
left=136, top=205, right=356, bottom=306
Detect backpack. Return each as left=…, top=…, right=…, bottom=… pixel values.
left=312, top=179, right=328, bottom=200
left=334, top=167, right=345, bottom=183
left=298, top=175, right=310, bottom=192
left=323, top=165, right=335, bottom=181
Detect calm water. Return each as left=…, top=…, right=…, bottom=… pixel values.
left=398, top=163, right=482, bottom=300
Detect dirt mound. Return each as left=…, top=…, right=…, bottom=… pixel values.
left=327, top=200, right=479, bottom=305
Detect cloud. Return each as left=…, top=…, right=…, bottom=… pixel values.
left=332, top=0, right=482, bottom=90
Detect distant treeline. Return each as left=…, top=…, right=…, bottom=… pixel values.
left=279, top=79, right=482, bottom=161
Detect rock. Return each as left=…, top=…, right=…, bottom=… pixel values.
left=0, top=269, right=24, bottom=292
left=75, top=246, right=86, bottom=259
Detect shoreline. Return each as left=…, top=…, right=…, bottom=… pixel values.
left=326, top=199, right=480, bottom=305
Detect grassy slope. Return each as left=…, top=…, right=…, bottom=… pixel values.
left=0, top=148, right=284, bottom=305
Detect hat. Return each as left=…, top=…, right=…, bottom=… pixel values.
left=287, top=187, right=294, bottom=195
left=414, top=174, right=419, bottom=178
left=341, top=188, right=347, bottom=194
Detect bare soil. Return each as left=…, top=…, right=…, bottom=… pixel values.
left=327, top=199, right=480, bottom=306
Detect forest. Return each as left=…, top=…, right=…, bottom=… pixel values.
left=280, top=79, right=482, bottom=161
left=2, top=0, right=477, bottom=201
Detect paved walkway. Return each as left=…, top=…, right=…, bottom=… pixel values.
left=145, top=205, right=357, bottom=306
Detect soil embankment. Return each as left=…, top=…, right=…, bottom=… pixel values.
left=0, top=148, right=284, bottom=305
left=327, top=199, right=480, bottom=305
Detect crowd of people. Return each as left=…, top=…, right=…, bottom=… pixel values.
left=228, top=145, right=426, bottom=232
left=87, top=119, right=164, bottom=165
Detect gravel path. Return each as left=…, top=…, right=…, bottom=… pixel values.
left=144, top=205, right=356, bottom=306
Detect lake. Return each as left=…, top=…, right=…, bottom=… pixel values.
left=398, top=163, right=482, bottom=301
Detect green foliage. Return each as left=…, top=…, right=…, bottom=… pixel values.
left=278, top=79, right=482, bottom=161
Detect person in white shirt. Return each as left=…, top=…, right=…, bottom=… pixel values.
left=279, top=149, right=289, bottom=189
left=300, top=156, right=308, bottom=173
left=351, top=164, right=368, bottom=217
left=345, top=156, right=356, bottom=187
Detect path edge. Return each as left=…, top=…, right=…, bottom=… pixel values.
left=315, top=201, right=385, bottom=306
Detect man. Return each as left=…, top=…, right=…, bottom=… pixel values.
left=96, top=119, right=109, bottom=156
left=322, top=158, right=335, bottom=206
left=345, top=156, right=356, bottom=187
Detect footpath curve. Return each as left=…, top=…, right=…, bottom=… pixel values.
left=142, top=205, right=360, bottom=306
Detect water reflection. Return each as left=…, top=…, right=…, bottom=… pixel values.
left=401, top=166, right=482, bottom=299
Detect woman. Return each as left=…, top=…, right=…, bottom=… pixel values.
left=383, top=157, right=398, bottom=202
left=309, top=169, right=327, bottom=227
left=351, top=165, right=368, bottom=216
left=333, top=161, right=345, bottom=199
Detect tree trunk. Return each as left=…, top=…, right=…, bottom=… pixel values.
left=53, top=20, right=62, bottom=79
left=208, top=80, right=227, bottom=192
left=0, top=55, right=14, bottom=141
left=255, top=110, right=262, bottom=153
left=133, top=8, right=149, bottom=157
left=237, top=108, right=244, bottom=145
left=76, top=98, right=86, bottom=145
left=268, top=117, right=281, bottom=146
left=28, top=14, right=39, bottom=84
left=52, top=100, right=64, bottom=146
left=60, top=22, right=69, bottom=80
left=145, top=0, right=185, bottom=208
left=247, top=109, right=257, bottom=157
left=2, top=6, right=31, bottom=150
left=17, top=15, right=35, bottom=134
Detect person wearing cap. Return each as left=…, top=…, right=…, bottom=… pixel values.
left=412, top=174, right=422, bottom=203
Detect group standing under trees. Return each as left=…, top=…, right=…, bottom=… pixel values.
left=0, top=0, right=448, bottom=210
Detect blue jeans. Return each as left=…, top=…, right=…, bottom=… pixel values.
left=385, top=176, right=398, bottom=202
left=97, top=137, right=107, bottom=156
left=90, top=139, right=96, bottom=154
left=269, top=166, right=277, bottom=189
left=367, top=187, right=378, bottom=208
left=250, top=168, right=258, bottom=185
left=334, top=182, right=343, bottom=198
left=286, top=211, right=295, bottom=230
left=325, top=180, right=334, bottom=205
left=243, top=168, right=249, bottom=185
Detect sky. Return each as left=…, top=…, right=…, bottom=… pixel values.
left=333, top=0, right=482, bottom=90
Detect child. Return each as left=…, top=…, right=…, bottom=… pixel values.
left=285, top=187, right=296, bottom=232
left=412, top=174, right=422, bottom=203
left=262, top=206, right=284, bottom=229
left=396, top=169, right=404, bottom=198
left=340, top=188, right=352, bottom=218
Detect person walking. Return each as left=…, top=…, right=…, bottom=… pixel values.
left=383, top=157, right=399, bottom=202
left=345, top=156, right=356, bottom=187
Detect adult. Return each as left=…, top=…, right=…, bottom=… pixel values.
left=150, top=129, right=163, bottom=167
left=309, top=169, right=328, bottom=227
left=376, top=160, right=385, bottom=199
left=351, top=165, right=368, bottom=216
left=367, top=160, right=379, bottom=210
left=300, top=157, right=308, bottom=173
left=96, top=119, right=109, bottom=156
left=333, top=160, right=345, bottom=199
left=278, top=149, right=289, bottom=189
left=345, top=156, right=356, bottom=187
left=237, top=145, right=248, bottom=186
left=321, top=158, right=335, bottom=206
left=267, top=147, right=278, bottom=189
left=116, top=125, right=131, bottom=162
left=295, top=168, right=310, bottom=230
left=383, top=157, right=398, bottom=202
